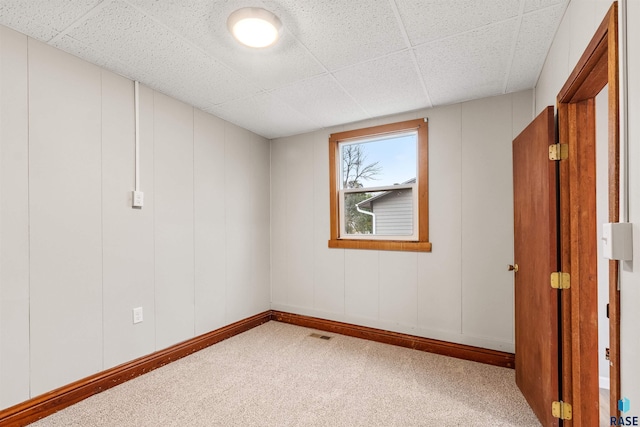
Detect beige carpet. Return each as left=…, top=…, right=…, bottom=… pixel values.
left=31, top=321, right=540, bottom=426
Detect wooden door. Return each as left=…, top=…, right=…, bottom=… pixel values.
left=513, top=105, right=560, bottom=427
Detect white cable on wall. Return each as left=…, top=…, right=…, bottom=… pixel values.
left=135, top=80, right=140, bottom=192
left=132, top=81, right=144, bottom=208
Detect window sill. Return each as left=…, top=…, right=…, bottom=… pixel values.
left=328, top=239, right=432, bottom=252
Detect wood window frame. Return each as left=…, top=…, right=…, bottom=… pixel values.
left=328, top=118, right=432, bottom=252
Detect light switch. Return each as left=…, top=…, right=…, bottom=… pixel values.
left=602, top=223, right=633, bottom=261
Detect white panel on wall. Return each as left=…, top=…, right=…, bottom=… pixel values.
left=417, top=104, right=463, bottom=335
left=28, top=39, right=103, bottom=395
left=193, top=109, right=227, bottom=334
left=270, top=139, right=289, bottom=306
left=283, top=133, right=315, bottom=310
left=153, top=92, right=195, bottom=349
left=379, top=252, right=418, bottom=328
left=567, top=0, right=598, bottom=72
left=535, top=10, right=570, bottom=114
left=344, top=250, right=380, bottom=322
left=511, top=90, right=535, bottom=139
left=223, top=123, right=269, bottom=323
left=312, top=132, right=345, bottom=316
left=0, top=25, right=30, bottom=408
left=461, top=94, right=515, bottom=350
left=247, top=131, right=271, bottom=315
left=102, top=75, right=155, bottom=369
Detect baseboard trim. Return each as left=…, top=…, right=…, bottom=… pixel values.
left=1, top=309, right=515, bottom=426
left=271, top=311, right=515, bottom=369
left=0, top=310, right=272, bottom=427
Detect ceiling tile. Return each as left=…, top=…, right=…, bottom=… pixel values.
left=0, top=0, right=102, bottom=41
left=1, top=0, right=569, bottom=139
left=50, top=34, right=141, bottom=79
left=126, top=0, right=325, bottom=90
left=396, top=0, right=520, bottom=46
left=414, top=19, right=517, bottom=105
left=262, top=0, right=406, bottom=71
left=523, top=0, right=567, bottom=13
left=333, top=50, right=430, bottom=118
left=62, top=0, right=261, bottom=106
left=272, top=74, right=369, bottom=128
left=210, top=93, right=320, bottom=139
left=506, top=4, right=566, bottom=93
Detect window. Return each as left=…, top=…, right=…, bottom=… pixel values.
left=328, top=118, right=431, bottom=252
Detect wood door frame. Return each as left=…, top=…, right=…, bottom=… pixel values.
left=557, top=2, right=620, bottom=424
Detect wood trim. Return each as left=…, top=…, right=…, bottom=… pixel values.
left=607, top=3, right=621, bottom=418
left=0, top=311, right=273, bottom=427
left=558, top=8, right=610, bottom=103
left=557, top=101, right=574, bottom=425
left=328, top=118, right=431, bottom=252
left=329, top=136, right=339, bottom=242
left=0, top=309, right=517, bottom=426
left=417, top=121, right=429, bottom=242
left=557, top=2, right=620, bottom=424
left=327, top=238, right=432, bottom=252
left=271, top=311, right=515, bottom=369
left=566, top=99, right=600, bottom=427
left=329, top=118, right=424, bottom=143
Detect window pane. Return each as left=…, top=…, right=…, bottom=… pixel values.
left=343, top=188, right=414, bottom=236
left=340, top=133, right=416, bottom=189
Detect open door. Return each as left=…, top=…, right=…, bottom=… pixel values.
left=513, top=105, right=560, bottom=427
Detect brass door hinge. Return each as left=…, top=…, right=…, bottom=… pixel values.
left=606, top=348, right=610, bottom=360
left=551, top=272, right=570, bottom=289
left=549, top=143, right=568, bottom=160
left=552, top=401, right=573, bottom=420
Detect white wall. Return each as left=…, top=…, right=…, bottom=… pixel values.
left=536, top=0, right=639, bottom=406
left=0, top=26, right=271, bottom=409
left=270, top=91, right=533, bottom=352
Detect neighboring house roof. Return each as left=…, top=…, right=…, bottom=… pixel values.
left=355, top=178, right=416, bottom=210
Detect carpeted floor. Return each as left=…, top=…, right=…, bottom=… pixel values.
left=31, top=321, right=541, bottom=426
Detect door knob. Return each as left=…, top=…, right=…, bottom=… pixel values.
left=508, top=264, right=519, bottom=272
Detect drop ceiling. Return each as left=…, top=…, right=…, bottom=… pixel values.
left=0, top=0, right=569, bottom=139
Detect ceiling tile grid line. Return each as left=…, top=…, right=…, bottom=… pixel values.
left=388, top=0, right=434, bottom=109
left=501, top=0, right=527, bottom=94
left=63, top=0, right=264, bottom=107
left=47, top=0, right=112, bottom=45
left=406, top=10, right=522, bottom=51
left=118, top=0, right=265, bottom=92
left=235, top=5, right=383, bottom=125
left=50, top=33, right=147, bottom=85
left=116, top=0, right=373, bottom=129
left=506, top=2, right=568, bottom=93
left=525, top=2, right=571, bottom=93
left=0, top=0, right=570, bottom=139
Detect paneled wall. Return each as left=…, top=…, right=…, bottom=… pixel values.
left=270, top=91, right=533, bottom=352
left=0, top=27, right=270, bottom=409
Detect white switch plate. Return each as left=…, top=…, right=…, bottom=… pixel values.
left=133, top=307, right=143, bottom=324
left=132, top=191, right=144, bottom=208
left=602, top=222, right=633, bottom=260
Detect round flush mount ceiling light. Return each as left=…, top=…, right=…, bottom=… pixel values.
left=227, top=7, right=282, bottom=48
